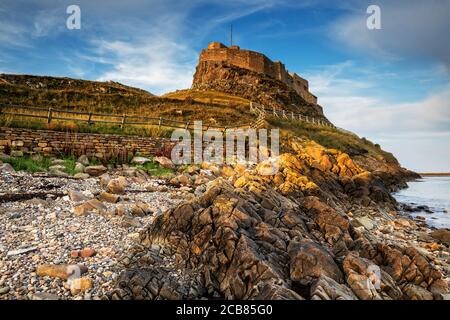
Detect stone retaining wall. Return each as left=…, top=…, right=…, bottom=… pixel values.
left=0, top=127, right=175, bottom=158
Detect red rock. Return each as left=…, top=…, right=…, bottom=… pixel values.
left=80, top=248, right=96, bottom=258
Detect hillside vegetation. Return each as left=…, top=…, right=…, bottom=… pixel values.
left=1, top=73, right=400, bottom=169
left=0, top=74, right=254, bottom=126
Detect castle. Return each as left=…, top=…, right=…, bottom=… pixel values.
left=197, top=42, right=318, bottom=105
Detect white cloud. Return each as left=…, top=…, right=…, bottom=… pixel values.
left=32, top=8, right=65, bottom=37
left=306, top=61, right=450, bottom=171
left=0, top=19, right=31, bottom=47
left=90, top=0, right=280, bottom=94
left=95, top=38, right=197, bottom=95
left=331, top=0, right=450, bottom=72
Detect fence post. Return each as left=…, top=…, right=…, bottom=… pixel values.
left=88, top=113, right=92, bottom=125
left=185, top=121, right=190, bottom=130
left=158, top=117, right=162, bottom=130
left=291, top=111, right=294, bottom=120
left=121, top=114, right=126, bottom=128
left=47, top=107, right=53, bottom=124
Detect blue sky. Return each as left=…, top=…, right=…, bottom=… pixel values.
left=1, top=0, right=449, bottom=172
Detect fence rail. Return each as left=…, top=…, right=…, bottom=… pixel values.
left=0, top=104, right=255, bottom=132
left=0, top=102, right=336, bottom=133
left=249, top=102, right=335, bottom=128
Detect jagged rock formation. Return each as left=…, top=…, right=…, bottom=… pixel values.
left=195, top=42, right=317, bottom=104
left=192, top=43, right=327, bottom=120
left=112, top=138, right=449, bottom=300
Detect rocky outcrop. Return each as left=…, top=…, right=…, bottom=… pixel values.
left=112, top=138, right=449, bottom=300
left=192, top=61, right=327, bottom=120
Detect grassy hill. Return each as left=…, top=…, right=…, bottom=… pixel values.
left=0, top=73, right=401, bottom=169
left=0, top=74, right=255, bottom=136
left=163, top=89, right=251, bottom=106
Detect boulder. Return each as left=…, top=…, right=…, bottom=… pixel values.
left=68, top=190, right=90, bottom=202
left=153, top=156, right=175, bottom=169
left=85, top=165, right=107, bottom=176
left=0, top=163, right=15, bottom=173
left=342, top=252, right=382, bottom=300
left=98, top=192, right=120, bottom=203
left=74, top=162, right=85, bottom=174
left=430, top=229, right=450, bottom=243
left=73, top=199, right=107, bottom=215
left=131, top=156, right=151, bottom=165
left=354, top=216, right=375, bottom=230
left=99, top=173, right=112, bottom=188
left=288, top=240, right=343, bottom=284
left=69, top=277, right=93, bottom=295
left=107, top=177, right=127, bottom=194
left=403, top=284, right=434, bottom=300
left=310, top=275, right=358, bottom=300
left=36, top=264, right=87, bottom=280
left=77, top=155, right=90, bottom=166
left=73, top=173, right=90, bottom=179
left=80, top=248, right=96, bottom=258
left=49, top=164, right=65, bottom=171
left=178, top=174, right=192, bottom=186
left=131, top=202, right=153, bottom=216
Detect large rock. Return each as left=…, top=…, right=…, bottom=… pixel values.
left=131, top=156, right=151, bottom=165
left=85, top=165, right=107, bottom=176
left=73, top=199, right=107, bottom=215
left=36, top=264, right=87, bottom=280
left=430, top=229, right=450, bottom=243
left=68, top=277, right=93, bottom=295
left=288, top=240, right=343, bottom=284
left=107, top=177, right=127, bottom=194
left=403, top=284, right=434, bottom=300
left=114, top=178, right=307, bottom=300
left=74, top=162, right=85, bottom=174
left=0, top=163, right=15, bottom=174
left=109, top=138, right=445, bottom=301
left=310, top=275, right=358, bottom=300
left=98, top=192, right=120, bottom=203
left=153, top=156, right=175, bottom=169
left=68, top=190, right=90, bottom=202
left=77, top=155, right=90, bottom=166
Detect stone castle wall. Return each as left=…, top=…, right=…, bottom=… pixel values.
left=198, top=42, right=317, bottom=104
left=0, top=127, right=175, bottom=158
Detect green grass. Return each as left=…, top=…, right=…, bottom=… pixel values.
left=2, top=156, right=52, bottom=173
left=0, top=118, right=174, bottom=138
left=1, top=155, right=86, bottom=174
left=133, top=162, right=174, bottom=177
left=61, top=156, right=77, bottom=175
left=1, top=155, right=176, bottom=176
left=269, top=117, right=398, bottom=164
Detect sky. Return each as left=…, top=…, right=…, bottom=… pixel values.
left=0, top=0, right=449, bottom=172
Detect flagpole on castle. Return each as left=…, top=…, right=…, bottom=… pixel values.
left=230, top=24, right=233, bottom=47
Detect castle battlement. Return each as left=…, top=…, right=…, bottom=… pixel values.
left=198, top=42, right=317, bottom=104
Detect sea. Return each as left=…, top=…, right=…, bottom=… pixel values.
left=393, top=176, right=450, bottom=229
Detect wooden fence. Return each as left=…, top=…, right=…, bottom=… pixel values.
left=0, top=104, right=254, bottom=132
left=0, top=102, right=336, bottom=133
left=249, top=102, right=335, bottom=128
